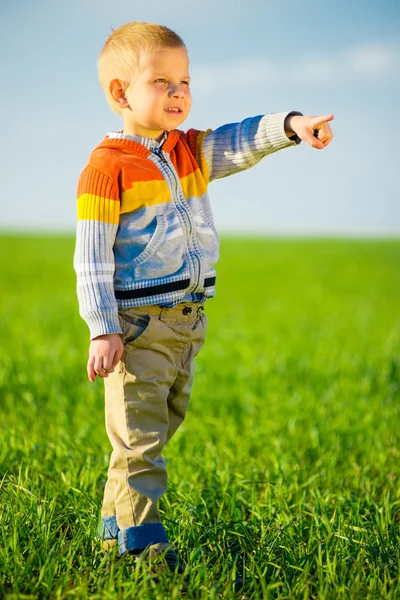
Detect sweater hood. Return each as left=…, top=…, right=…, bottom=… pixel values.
left=94, top=129, right=183, bottom=157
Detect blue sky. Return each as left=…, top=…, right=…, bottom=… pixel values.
left=1, top=0, right=399, bottom=234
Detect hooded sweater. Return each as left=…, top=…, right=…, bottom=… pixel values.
left=74, top=111, right=301, bottom=338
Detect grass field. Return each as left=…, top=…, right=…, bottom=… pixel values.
left=0, top=235, right=399, bottom=599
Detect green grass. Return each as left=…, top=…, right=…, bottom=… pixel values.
left=0, top=234, right=399, bottom=599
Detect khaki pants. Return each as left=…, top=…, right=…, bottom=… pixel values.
left=100, top=302, right=207, bottom=555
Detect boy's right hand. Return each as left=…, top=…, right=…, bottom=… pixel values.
left=87, top=334, right=124, bottom=382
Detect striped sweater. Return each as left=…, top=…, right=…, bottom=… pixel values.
left=74, top=111, right=301, bottom=339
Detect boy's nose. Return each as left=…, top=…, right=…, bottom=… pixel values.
left=169, top=86, right=184, bottom=98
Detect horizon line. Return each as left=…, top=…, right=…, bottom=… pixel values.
left=1, top=226, right=400, bottom=239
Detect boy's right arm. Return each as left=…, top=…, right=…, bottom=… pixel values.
left=74, top=163, right=122, bottom=344
left=74, top=164, right=125, bottom=380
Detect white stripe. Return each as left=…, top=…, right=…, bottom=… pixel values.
left=77, top=274, right=114, bottom=286
left=74, top=262, right=115, bottom=274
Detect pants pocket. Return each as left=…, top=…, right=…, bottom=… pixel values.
left=119, top=309, right=152, bottom=347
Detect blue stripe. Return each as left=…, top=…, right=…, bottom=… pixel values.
left=118, top=523, right=169, bottom=555
left=99, top=515, right=119, bottom=540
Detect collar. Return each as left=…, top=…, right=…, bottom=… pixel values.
left=107, top=130, right=168, bottom=151
left=97, top=129, right=182, bottom=157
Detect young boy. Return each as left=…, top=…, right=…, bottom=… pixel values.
left=74, top=22, right=333, bottom=569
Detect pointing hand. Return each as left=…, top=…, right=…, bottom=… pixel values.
left=285, top=114, right=334, bottom=150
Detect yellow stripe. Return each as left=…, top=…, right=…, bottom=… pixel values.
left=195, top=129, right=212, bottom=185
left=121, top=179, right=171, bottom=215
left=121, top=169, right=208, bottom=215
left=77, top=193, right=119, bottom=224
left=180, top=169, right=207, bottom=199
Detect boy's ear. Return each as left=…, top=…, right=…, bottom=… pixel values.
left=109, top=79, right=130, bottom=109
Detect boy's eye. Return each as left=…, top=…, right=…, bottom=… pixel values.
left=153, top=78, right=190, bottom=86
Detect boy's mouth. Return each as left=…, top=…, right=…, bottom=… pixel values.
left=165, top=107, right=182, bottom=113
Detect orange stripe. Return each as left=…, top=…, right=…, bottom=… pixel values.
left=120, top=159, right=166, bottom=188
left=170, top=144, right=200, bottom=178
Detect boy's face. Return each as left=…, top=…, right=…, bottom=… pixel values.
left=120, top=46, right=192, bottom=140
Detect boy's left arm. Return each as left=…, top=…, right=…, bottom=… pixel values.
left=184, top=111, right=334, bottom=183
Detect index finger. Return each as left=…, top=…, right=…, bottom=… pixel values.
left=310, top=114, right=335, bottom=128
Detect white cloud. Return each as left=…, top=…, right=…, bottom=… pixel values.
left=192, top=42, right=400, bottom=92
left=347, top=43, right=396, bottom=76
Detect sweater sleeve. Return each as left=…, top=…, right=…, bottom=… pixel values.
left=184, top=111, right=301, bottom=184
left=73, top=164, right=122, bottom=339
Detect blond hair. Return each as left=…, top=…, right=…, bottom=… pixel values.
left=98, top=22, right=186, bottom=114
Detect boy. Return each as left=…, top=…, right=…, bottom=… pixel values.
left=74, top=22, right=333, bottom=570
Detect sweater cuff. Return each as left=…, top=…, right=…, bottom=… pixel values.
left=260, top=111, right=303, bottom=149
left=83, top=307, right=123, bottom=340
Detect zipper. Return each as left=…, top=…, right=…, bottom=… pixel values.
left=154, top=148, right=167, bottom=164
left=153, top=149, right=201, bottom=290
